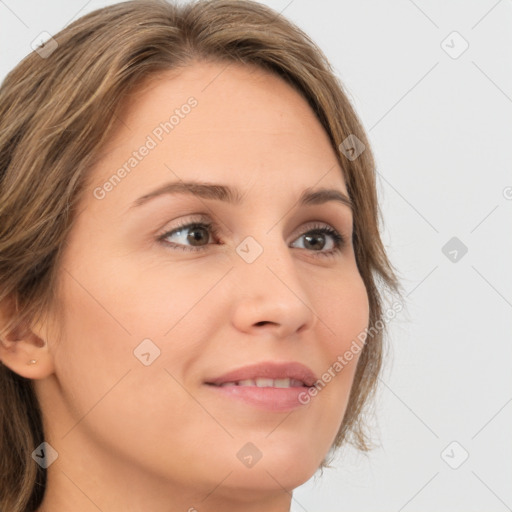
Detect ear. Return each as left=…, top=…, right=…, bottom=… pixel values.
left=0, top=298, right=55, bottom=379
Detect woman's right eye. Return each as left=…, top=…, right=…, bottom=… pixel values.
left=158, top=221, right=221, bottom=252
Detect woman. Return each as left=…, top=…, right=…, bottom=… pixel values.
left=0, top=0, right=402, bottom=510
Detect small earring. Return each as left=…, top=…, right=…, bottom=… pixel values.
left=27, top=359, right=38, bottom=365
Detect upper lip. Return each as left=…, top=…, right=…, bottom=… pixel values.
left=205, top=361, right=317, bottom=387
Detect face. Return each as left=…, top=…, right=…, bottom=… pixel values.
left=34, top=61, right=369, bottom=510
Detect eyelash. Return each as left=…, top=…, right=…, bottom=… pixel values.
left=157, top=215, right=347, bottom=258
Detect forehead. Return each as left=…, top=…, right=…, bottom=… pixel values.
left=87, top=60, right=348, bottom=208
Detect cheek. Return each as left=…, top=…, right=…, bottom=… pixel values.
left=91, top=243, right=231, bottom=338
left=49, top=272, right=208, bottom=470
left=49, top=245, right=222, bottom=426
left=317, top=268, right=370, bottom=351
left=48, top=276, right=136, bottom=431
left=307, top=270, right=369, bottom=429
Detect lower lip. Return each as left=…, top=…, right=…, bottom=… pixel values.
left=205, top=384, right=311, bottom=411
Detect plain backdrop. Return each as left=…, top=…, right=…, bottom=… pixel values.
left=1, top=1, right=511, bottom=511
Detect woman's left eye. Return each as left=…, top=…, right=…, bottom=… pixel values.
left=157, top=218, right=347, bottom=257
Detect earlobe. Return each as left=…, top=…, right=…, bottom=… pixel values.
left=0, top=312, right=55, bottom=379
left=0, top=298, right=54, bottom=379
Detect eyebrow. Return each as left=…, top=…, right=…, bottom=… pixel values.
left=129, top=181, right=353, bottom=211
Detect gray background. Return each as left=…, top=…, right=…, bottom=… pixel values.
left=1, top=1, right=511, bottom=511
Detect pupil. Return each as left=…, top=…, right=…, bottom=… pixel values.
left=187, top=227, right=208, bottom=245
left=304, top=233, right=325, bottom=250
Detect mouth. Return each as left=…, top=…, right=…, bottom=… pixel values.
left=204, top=361, right=317, bottom=411
left=208, top=377, right=308, bottom=388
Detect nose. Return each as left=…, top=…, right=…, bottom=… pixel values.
left=230, top=239, right=317, bottom=339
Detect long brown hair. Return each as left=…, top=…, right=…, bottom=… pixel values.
left=0, top=0, right=402, bottom=509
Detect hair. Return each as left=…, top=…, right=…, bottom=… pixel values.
left=0, top=0, right=403, bottom=510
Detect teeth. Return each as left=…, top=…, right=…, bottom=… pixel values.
left=273, top=378, right=291, bottom=388
left=219, top=377, right=304, bottom=388
left=255, top=378, right=275, bottom=387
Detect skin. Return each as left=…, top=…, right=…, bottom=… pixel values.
left=0, top=61, right=369, bottom=512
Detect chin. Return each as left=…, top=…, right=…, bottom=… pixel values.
left=218, top=464, right=315, bottom=500
left=218, top=439, right=324, bottom=493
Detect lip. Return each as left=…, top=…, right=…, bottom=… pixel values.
left=204, top=361, right=317, bottom=412
left=205, top=361, right=318, bottom=387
